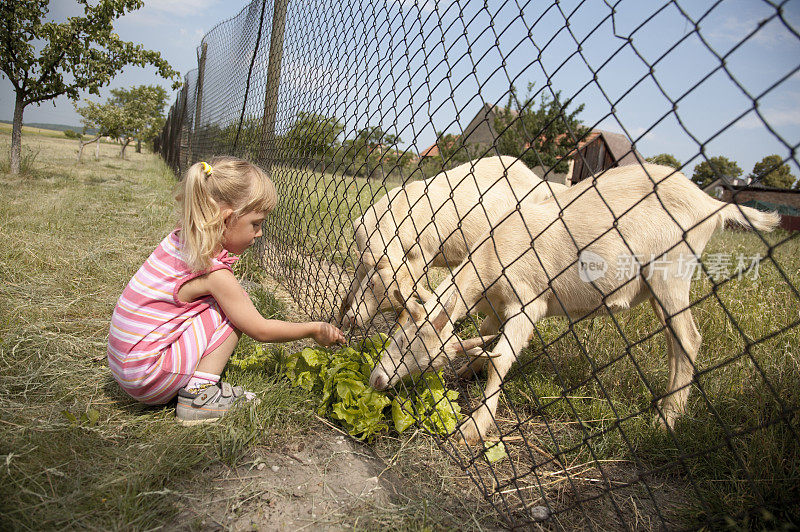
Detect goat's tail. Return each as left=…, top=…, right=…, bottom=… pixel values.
left=718, top=202, right=782, bottom=232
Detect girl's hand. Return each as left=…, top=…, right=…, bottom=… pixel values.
left=312, top=322, right=345, bottom=347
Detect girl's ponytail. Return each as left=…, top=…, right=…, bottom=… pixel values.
left=176, top=162, right=225, bottom=271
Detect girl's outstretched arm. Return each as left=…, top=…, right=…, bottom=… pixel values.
left=180, top=268, right=344, bottom=346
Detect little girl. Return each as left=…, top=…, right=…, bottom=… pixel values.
left=108, top=156, right=344, bottom=424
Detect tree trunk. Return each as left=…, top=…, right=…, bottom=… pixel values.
left=77, top=135, right=102, bottom=162
left=10, top=94, right=25, bottom=175
left=136, top=138, right=141, bottom=153
left=120, top=138, right=131, bottom=159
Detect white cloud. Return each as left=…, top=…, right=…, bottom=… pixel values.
left=707, top=13, right=800, bottom=49
left=631, top=126, right=657, bottom=141
left=144, top=0, right=221, bottom=17
left=735, top=108, right=800, bottom=129
left=179, top=28, right=207, bottom=40
left=123, top=0, right=220, bottom=27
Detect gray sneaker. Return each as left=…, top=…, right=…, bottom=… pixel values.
left=176, top=381, right=257, bottom=425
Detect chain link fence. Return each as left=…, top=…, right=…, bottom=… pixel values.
left=159, top=0, right=799, bottom=528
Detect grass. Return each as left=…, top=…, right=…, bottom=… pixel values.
left=273, top=162, right=799, bottom=527
left=0, top=133, right=308, bottom=528
left=0, top=132, right=503, bottom=530
left=0, top=122, right=117, bottom=142
left=267, top=163, right=402, bottom=261
left=0, top=122, right=71, bottom=140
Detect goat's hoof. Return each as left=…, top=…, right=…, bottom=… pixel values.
left=652, top=410, right=679, bottom=431
left=453, top=420, right=484, bottom=447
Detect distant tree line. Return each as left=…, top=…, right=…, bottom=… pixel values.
left=246, top=82, right=588, bottom=181
left=181, top=106, right=798, bottom=191
left=646, top=153, right=798, bottom=190
left=169, top=79, right=797, bottom=191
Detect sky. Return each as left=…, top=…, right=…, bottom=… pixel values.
left=0, top=0, right=246, bottom=125
left=2, top=0, right=799, bottom=178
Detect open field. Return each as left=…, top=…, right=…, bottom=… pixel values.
left=0, top=122, right=72, bottom=140
left=1, top=131, right=798, bottom=530
left=0, top=122, right=112, bottom=142
left=0, top=133, right=503, bottom=530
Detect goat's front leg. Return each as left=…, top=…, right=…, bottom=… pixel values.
left=456, top=307, right=537, bottom=445
left=337, top=261, right=368, bottom=326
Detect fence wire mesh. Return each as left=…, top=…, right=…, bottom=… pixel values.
left=159, top=0, right=799, bottom=528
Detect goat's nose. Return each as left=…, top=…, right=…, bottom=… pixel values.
left=370, top=370, right=389, bottom=391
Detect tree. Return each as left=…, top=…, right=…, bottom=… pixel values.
left=749, top=154, right=796, bottom=189
left=494, top=84, right=587, bottom=173
left=75, top=98, right=126, bottom=162
left=107, top=85, right=169, bottom=157
left=0, top=0, right=180, bottom=174
left=434, top=132, right=482, bottom=169
left=284, top=112, right=343, bottom=163
left=342, top=126, right=409, bottom=179
left=691, top=156, right=742, bottom=188
left=646, top=153, right=682, bottom=169
left=125, top=85, right=169, bottom=153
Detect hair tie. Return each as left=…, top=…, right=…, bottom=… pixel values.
left=200, top=161, right=213, bottom=177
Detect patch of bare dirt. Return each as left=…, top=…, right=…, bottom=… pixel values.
left=179, top=426, right=401, bottom=531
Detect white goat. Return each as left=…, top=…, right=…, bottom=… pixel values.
left=338, top=156, right=567, bottom=328
left=369, top=163, right=780, bottom=445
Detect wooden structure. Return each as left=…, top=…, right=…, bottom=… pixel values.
left=568, top=130, right=641, bottom=185
left=418, top=103, right=641, bottom=184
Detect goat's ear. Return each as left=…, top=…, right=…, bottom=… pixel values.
left=388, top=282, right=411, bottom=306
left=393, top=288, right=424, bottom=322
left=431, top=290, right=459, bottom=331
left=396, top=309, right=411, bottom=328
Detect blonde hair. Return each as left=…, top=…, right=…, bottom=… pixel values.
left=175, top=156, right=277, bottom=271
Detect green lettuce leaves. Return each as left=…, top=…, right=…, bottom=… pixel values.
left=391, top=372, right=462, bottom=435
left=283, top=334, right=462, bottom=441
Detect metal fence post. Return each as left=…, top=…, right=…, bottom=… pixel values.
left=259, top=0, right=288, bottom=172
left=177, top=84, right=190, bottom=173
left=191, top=42, right=208, bottom=163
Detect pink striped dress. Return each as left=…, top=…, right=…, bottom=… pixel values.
left=108, top=230, right=238, bottom=405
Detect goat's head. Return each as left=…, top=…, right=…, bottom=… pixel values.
left=369, top=289, right=494, bottom=390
